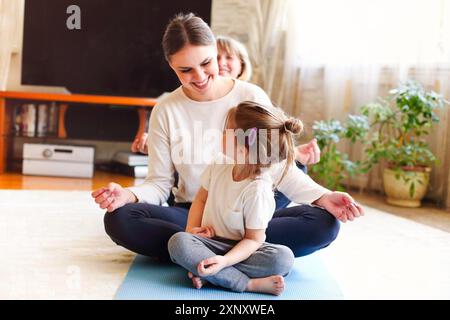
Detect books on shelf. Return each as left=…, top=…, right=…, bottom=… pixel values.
left=13, top=102, right=58, bottom=137
left=113, top=151, right=148, bottom=166
left=24, top=103, right=36, bottom=137
left=111, top=161, right=148, bottom=178
left=37, top=104, right=48, bottom=137
left=111, top=151, right=149, bottom=178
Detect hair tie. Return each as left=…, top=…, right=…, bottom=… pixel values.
left=248, top=127, right=257, bottom=146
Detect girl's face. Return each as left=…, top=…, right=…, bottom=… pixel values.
left=169, top=44, right=219, bottom=101
left=217, top=48, right=242, bottom=79
left=222, top=111, right=246, bottom=162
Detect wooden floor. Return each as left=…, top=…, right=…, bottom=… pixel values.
left=1, top=170, right=449, bottom=232
left=0, top=171, right=141, bottom=191
left=353, top=192, right=450, bottom=233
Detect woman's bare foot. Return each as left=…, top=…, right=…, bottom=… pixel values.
left=188, top=271, right=207, bottom=289
left=246, top=275, right=285, bottom=296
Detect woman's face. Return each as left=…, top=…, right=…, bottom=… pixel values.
left=217, top=48, right=242, bottom=79
left=168, top=44, right=219, bottom=100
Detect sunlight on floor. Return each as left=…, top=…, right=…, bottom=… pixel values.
left=321, top=204, right=450, bottom=299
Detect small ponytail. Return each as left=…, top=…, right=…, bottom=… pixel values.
left=283, top=118, right=303, bottom=134
left=281, top=117, right=303, bottom=187
left=229, top=101, right=305, bottom=187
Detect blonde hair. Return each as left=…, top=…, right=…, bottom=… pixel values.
left=216, top=36, right=252, bottom=82
left=162, top=13, right=216, bottom=61
left=225, top=101, right=303, bottom=186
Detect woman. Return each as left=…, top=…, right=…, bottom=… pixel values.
left=93, top=13, right=361, bottom=261
left=131, top=35, right=321, bottom=207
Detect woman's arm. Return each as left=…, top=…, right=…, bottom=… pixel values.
left=196, top=228, right=265, bottom=277
left=185, top=187, right=208, bottom=233
left=275, top=162, right=330, bottom=204
left=313, top=191, right=365, bottom=223
left=127, top=105, right=176, bottom=204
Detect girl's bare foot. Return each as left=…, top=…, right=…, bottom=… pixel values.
left=188, top=271, right=207, bottom=289
left=246, top=275, right=285, bottom=296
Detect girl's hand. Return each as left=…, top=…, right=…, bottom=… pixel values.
left=313, top=191, right=365, bottom=223
left=131, top=133, right=149, bottom=154
left=91, top=182, right=137, bottom=212
left=197, top=255, right=227, bottom=277
left=296, top=138, right=320, bottom=165
left=189, top=226, right=215, bottom=238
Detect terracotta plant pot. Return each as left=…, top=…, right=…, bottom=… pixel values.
left=383, top=167, right=431, bottom=208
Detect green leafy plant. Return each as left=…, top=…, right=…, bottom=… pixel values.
left=360, top=80, right=449, bottom=197
left=310, top=115, right=369, bottom=191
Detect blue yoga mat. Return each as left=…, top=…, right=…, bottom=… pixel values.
left=115, top=253, right=343, bottom=300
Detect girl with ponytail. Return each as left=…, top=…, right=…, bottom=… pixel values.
left=168, top=101, right=364, bottom=295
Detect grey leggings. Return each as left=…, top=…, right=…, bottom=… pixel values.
left=168, top=232, right=295, bottom=292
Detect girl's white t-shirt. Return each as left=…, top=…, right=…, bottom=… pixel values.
left=128, top=79, right=330, bottom=205
left=200, top=163, right=275, bottom=240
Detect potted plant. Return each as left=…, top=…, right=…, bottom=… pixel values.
left=311, top=115, right=369, bottom=191
left=361, top=80, right=449, bottom=207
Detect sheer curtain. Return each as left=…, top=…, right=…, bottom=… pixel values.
left=284, top=0, right=450, bottom=118
left=250, top=0, right=450, bottom=206
left=0, top=0, right=22, bottom=90
left=211, top=0, right=289, bottom=94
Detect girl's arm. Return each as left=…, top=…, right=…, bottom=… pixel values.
left=185, top=187, right=208, bottom=233
left=223, top=228, right=265, bottom=266
left=197, top=228, right=265, bottom=277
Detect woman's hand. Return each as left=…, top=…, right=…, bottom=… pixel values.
left=313, top=191, right=365, bottom=223
left=188, top=226, right=215, bottom=238
left=131, top=132, right=149, bottom=154
left=91, top=182, right=137, bottom=212
left=197, top=255, right=227, bottom=277
left=296, top=138, right=320, bottom=165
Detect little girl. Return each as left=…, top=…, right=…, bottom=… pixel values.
left=168, top=101, right=359, bottom=295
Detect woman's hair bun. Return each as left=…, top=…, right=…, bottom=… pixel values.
left=284, top=118, right=303, bottom=134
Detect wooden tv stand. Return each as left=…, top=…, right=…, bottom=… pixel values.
left=0, top=91, right=157, bottom=174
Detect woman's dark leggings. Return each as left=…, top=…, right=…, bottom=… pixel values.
left=104, top=163, right=340, bottom=260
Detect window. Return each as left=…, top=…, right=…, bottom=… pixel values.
left=289, top=0, right=450, bottom=66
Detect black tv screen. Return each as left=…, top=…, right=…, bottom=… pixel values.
left=22, top=0, right=212, bottom=98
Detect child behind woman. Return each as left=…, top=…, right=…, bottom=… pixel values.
left=168, top=101, right=359, bottom=295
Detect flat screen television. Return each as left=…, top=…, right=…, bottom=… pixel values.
left=22, top=0, right=212, bottom=98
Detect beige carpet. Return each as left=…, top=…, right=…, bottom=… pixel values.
left=0, top=190, right=134, bottom=299
left=320, top=202, right=450, bottom=299
left=0, top=190, right=449, bottom=299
